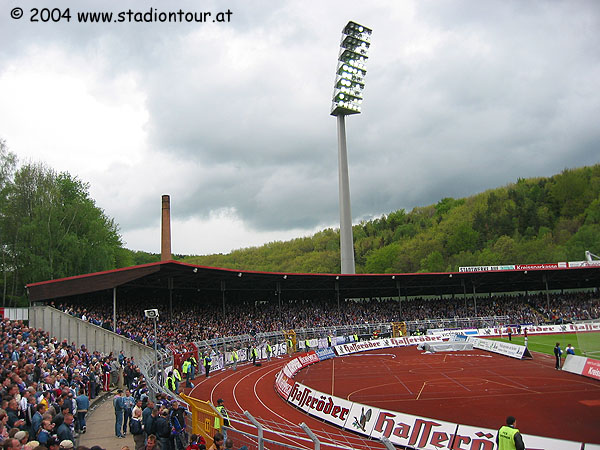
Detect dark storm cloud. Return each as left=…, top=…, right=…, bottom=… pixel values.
left=3, top=0, right=599, bottom=239
left=136, top=0, right=600, bottom=232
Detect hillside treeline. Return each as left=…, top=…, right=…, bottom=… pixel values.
left=186, top=164, right=600, bottom=273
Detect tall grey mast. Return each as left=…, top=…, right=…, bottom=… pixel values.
left=330, top=21, right=372, bottom=274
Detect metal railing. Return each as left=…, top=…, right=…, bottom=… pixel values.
left=224, top=410, right=388, bottom=450
left=189, top=317, right=509, bottom=357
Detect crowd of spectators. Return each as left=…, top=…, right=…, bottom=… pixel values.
left=527, top=291, right=600, bottom=323
left=2, top=289, right=599, bottom=448
left=55, top=291, right=600, bottom=347
left=0, top=318, right=147, bottom=450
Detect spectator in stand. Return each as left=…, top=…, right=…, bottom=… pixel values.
left=6, top=399, right=25, bottom=429
left=31, top=404, right=45, bottom=437
left=142, top=401, right=155, bottom=441
left=129, top=408, right=145, bottom=450
left=2, top=438, right=20, bottom=450
left=169, top=400, right=187, bottom=450
left=14, top=431, right=28, bottom=448
left=122, top=389, right=135, bottom=437
left=59, top=439, right=74, bottom=449
left=110, top=358, right=121, bottom=388
left=56, top=413, right=75, bottom=446
left=144, top=434, right=159, bottom=450
left=224, top=438, right=248, bottom=450
left=186, top=434, right=206, bottom=450
left=37, top=420, right=54, bottom=446
left=132, top=399, right=143, bottom=420
left=208, top=433, right=224, bottom=450
left=154, top=409, right=172, bottom=450
left=114, top=390, right=125, bottom=439
left=75, top=387, right=89, bottom=434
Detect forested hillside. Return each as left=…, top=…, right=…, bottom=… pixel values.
left=186, top=165, right=600, bottom=274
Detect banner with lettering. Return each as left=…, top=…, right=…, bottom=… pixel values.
left=288, top=382, right=353, bottom=428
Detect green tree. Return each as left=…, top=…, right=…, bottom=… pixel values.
left=447, top=224, right=480, bottom=254
left=565, top=225, right=600, bottom=260
left=365, top=243, right=400, bottom=273
left=0, top=139, right=17, bottom=305
left=3, top=163, right=124, bottom=295
left=584, top=199, right=600, bottom=225
left=420, top=251, right=445, bottom=272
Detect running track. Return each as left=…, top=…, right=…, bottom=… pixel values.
left=189, top=347, right=600, bottom=446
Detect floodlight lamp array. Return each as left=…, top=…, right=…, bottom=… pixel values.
left=343, top=21, right=372, bottom=43
left=331, top=21, right=372, bottom=116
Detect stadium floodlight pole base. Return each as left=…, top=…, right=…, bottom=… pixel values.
left=337, top=114, right=356, bottom=274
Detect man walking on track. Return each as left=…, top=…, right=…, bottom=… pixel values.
left=496, top=416, right=525, bottom=450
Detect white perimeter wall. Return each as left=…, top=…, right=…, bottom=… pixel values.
left=29, top=306, right=153, bottom=363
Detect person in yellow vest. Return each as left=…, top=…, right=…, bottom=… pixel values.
left=353, top=333, right=359, bottom=342
left=172, top=367, right=182, bottom=394
left=327, top=334, right=333, bottom=347
left=286, top=337, right=293, bottom=356
left=496, top=416, right=525, bottom=450
left=189, top=354, right=198, bottom=380
left=182, top=358, right=193, bottom=388
left=164, top=371, right=176, bottom=392
left=265, top=341, right=272, bottom=362
left=251, top=345, right=258, bottom=366
left=214, top=399, right=230, bottom=440
left=304, top=338, right=310, bottom=351
left=231, top=348, right=239, bottom=371
left=204, top=352, right=212, bottom=378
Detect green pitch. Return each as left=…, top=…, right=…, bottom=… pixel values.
left=491, top=332, right=600, bottom=361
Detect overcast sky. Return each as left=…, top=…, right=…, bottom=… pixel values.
left=1, top=0, right=599, bottom=256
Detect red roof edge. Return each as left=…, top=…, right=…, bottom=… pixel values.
left=25, top=260, right=177, bottom=288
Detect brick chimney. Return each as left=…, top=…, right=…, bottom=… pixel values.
left=161, top=195, right=172, bottom=261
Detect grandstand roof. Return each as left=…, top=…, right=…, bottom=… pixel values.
left=26, top=260, right=600, bottom=303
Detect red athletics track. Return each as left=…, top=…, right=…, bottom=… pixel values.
left=187, top=357, right=388, bottom=450
left=294, top=346, right=600, bottom=444
left=187, top=348, right=600, bottom=447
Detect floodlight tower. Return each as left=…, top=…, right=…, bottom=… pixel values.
left=331, top=21, right=372, bottom=274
